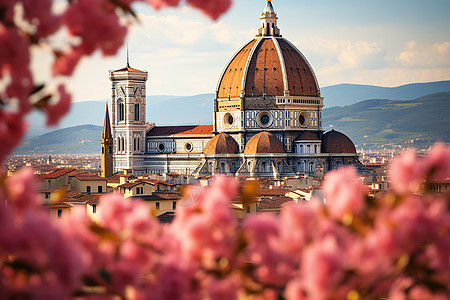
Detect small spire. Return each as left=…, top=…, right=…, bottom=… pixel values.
left=126, top=43, right=130, bottom=67
left=102, top=103, right=112, bottom=140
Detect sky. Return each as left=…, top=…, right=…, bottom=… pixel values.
left=33, top=0, right=450, bottom=102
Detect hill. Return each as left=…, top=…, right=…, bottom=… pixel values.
left=322, top=92, right=450, bottom=150
left=15, top=125, right=102, bottom=155
left=321, top=80, right=450, bottom=108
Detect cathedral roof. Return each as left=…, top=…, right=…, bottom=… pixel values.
left=147, top=125, right=213, bottom=137
left=113, top=63, right=146, bottom=73
left=203, top=133, right=238, bottom=155
left=321, top=129, right=356, bottom=153
left=244, top=131, right=285, bottom=154
left=101, top=104, right=112, bottom=140
left=294, top=131, right=319, bottom=142
left=216, top=1, right=320, bottom=99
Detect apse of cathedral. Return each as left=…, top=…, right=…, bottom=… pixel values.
left=102, top=0, right=368, bottom=178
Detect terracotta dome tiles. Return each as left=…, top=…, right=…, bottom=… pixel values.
left=244, top=131, right=285, bottom=154
left=217, top=40, right=256, bottom=99
left=278, top=39, right=318, bottom=97
left=321, top=130, right=356, bottom=154
left=216, top=37, right=320, bottom=99
left=203, top=133, right=238, bottom=155
left=244, top=38, right=284, bottom=97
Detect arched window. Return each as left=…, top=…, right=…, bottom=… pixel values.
left=314, top=145, right=317, bottom=153
left=134, top=103, right=139, bottom=121
left=261, top=161, right=267, bottom=173
left=300, top=145, right=303, bottom=154
left=335, top=161, right=342, bottom=169
left=220, top=162, right=226, bottom=173
left=121, top=137, right=125, bottom=153
left=307, top=144, right=311, bottom=153
left=133, top=138, right=136, bottom=151
left=309, top=162, right=314, bottom=173
left=118, top=100, right=125, bottom=122
left=117, top=137, right=121, bottom=152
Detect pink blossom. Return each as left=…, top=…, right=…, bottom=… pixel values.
left=322, top=166, right=367, bottom=220
left=388, top=149, right=425, bottom=194
left=98, top=192, right=130, bottom=234
left=285, top=278, right=307, bottom=300
left=4, top=167, right=41, bottom=217
left=187, top=0, right=232, bottom=20
left=278, top=202, right=318, bottom=255
left=301, top=236, right=347, bottom=300
left=423, top=143, right=450, bottom=181
left=0, top=25, right=33, bottom=111
left=21, top=0, right=61, bottom=38
left=243, top=213, right=294, bottom=286
left=44, top=85, right=71, bottom=126
left=52, top=47, right=84, bottom=76
left=205, top=275, right=240, bottom=300
left=64, top=0, right=127, bottom=56
left=148, top=0, right=180, bottom=10
left=170, top=176, right=238, bottom=267
left=0, top=111, right=27, bottom=163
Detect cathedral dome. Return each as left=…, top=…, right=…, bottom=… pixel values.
left=321, top=130, right=356, bottom=153
left=216, top=1, right=320, bottom=99
left=244, top=131, right=285, bottom=154
left=204, top=133, right=238, bottom=154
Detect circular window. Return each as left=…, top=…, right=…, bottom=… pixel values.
left=223, top=113, right=234, bottom=128
left=184, top=142, right=193, bottom=152
left=158, top=143, right=165, bottom=152
left=256, top=111, right=273, bottom=128
left=298, top=111, right=311, bottom=128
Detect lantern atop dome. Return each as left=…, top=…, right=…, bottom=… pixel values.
left=257, top=0, right=280, bottom=37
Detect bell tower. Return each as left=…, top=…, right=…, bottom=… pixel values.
left=109, top=60, right=148, bottom=175
left=101, top=104, right=113, bottom=178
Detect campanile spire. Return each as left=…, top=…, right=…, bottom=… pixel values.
left=257, top=0, right=281, bottom=37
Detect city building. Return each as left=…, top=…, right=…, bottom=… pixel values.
left=104, top=0, right=367, bottom=178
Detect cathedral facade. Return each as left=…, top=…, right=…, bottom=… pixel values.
left=103, top=0, right=367, bottom=178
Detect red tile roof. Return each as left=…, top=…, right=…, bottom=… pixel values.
left=140, top=179, right=174, bottom=186
left=72, top=174, right=106, bottom=181
left=147, top=125, right=213, bottom=137
left=117, top=181, right=144, bottom=189
left=134, top=192, right=182, bottom=201
left=114, top=65, right=146, bottom=73
left=257, top=188, right=291, bottom=196
left=44, top=202, right=73, bottom=209
left=258, top=197, right=293, bottom=210
left=36, top=168, right=77, bottom=180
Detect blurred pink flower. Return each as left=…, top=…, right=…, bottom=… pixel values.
left=0, top=111, right=27, bottom=163
left=301, top=236, right=346, bottom=300
left=170, top=176, right=238, bottom=267
left=388, top=149, right=424, bottom=194
left=21, top=0, right=61, bottom=38
left=99, top=192, right=130, bottom=234
left=323, top=166, right=367, bottom=220
left=0, top=25, right=33, bottom=111
left=5, top=167, right=40, bottom=217
left=64, top=0, right=127, bottom=56
left=423, top=143, right=450, bottom=181
left=187, top=0, right=232, bottom=20
left=44, top=85, right=71, bottom=126
left=52, top=47, right=84, bottom=77
left=148, top=0, right=180, bottom=10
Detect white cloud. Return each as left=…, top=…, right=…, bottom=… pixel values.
left=395, top=41, right=450, bottom=68
left=337, top=41, right=386, bottom=69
